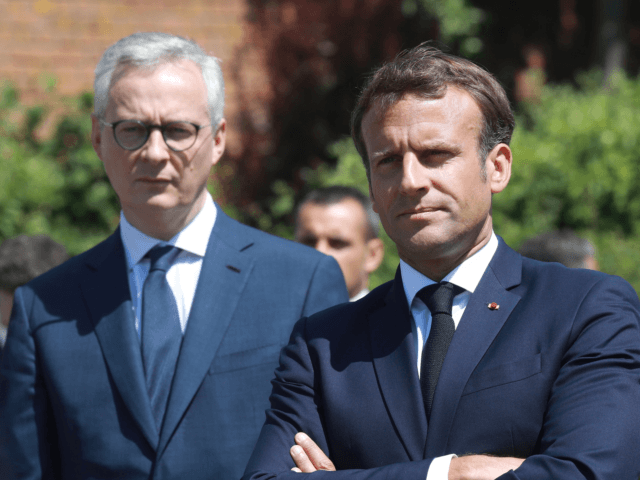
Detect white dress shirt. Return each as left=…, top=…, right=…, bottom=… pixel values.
left=119, top=193, right=217, bottom=337
left=399, top=232, right=499, bottom=480
left=350, top=288, right=369, bottom=302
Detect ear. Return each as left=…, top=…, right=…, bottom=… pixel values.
left=369, top=184, right=379, bottom=214
left=364, top=238, right=384, bottom=274
left=486, top=143, right=512, bottom=194
left=91, top=114, right=105, bottom=163
left=210, top=119, right=227, bottom=167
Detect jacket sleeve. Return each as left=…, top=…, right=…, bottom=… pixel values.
left=498, top=275, right=640, bottom=479
left=0, top=286, right=61, bottom=480
left=242, top=317, right=433, bottom=480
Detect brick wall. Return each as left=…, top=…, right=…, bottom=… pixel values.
left=0, top=0, right=268, bottom=155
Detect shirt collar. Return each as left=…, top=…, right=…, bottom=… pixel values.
left=400, top=232, right=499, bottom=307
left=120, top=193, right=217, bottom=268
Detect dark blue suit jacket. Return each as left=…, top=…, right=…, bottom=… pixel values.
left=0, top=209, right=349, bottom=480
left=244, top=239, right=640, bottom=480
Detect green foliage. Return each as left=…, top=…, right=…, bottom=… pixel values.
left=494, top=71, right=640, bottom=291
left=0, top=84, right=119, bottom=254
left=403, top=0, right=485, bottom=57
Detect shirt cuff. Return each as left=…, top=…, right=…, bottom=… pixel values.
left=426, top=453, right=457, bottom=480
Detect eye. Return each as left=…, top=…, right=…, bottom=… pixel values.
left=298, top=236, right=317, bottom=247
left=328, top=238, right=350, bottom=250
left=165, top=122, right=196, bottom=140
left=424, top=149, right=456, bottom=163
left=375, top=155, right=399, bottom=168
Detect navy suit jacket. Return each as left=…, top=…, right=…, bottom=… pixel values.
left=0, top=209, right=349, bottom=480
left=244, top=239, right=640, bottom=480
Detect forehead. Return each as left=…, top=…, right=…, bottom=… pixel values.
left=107, top=60, right=209, bottom=120
left=298, top=199, right=368, bottom=235
left=361, top=88, right=482, bottom=151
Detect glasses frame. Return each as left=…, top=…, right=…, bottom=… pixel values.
left=100, top=119, right=212, bottom=152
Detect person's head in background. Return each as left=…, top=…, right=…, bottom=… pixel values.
left=295, top=186, right=384, bottom=301
left=0, top=235, right=69, bottom=333
left=518, top=230, right=598, bottom=270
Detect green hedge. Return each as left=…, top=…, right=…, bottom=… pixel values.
left=0, top=85, right=119, bottom=254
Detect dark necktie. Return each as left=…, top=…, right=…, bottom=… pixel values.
left=141, top=245, right=183, bottom=430
left=417, top=281, right=464, bottom=422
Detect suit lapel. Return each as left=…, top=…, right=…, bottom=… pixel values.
left=157, top=211, right=254, bottom=455
left=370, top=270, right=428, bottom=462
left=81, top=230, right=159, bottom=450
left=424, top=240, right=522, bottom=457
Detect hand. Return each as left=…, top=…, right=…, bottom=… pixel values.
left=448, top=455, right=524, bottom=480
left=290, top=432, right=336, bottom=473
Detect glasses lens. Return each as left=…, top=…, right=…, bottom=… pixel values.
left=114, top=121, right=147, bottom=150
left=164, top=122, right=198, bottom=151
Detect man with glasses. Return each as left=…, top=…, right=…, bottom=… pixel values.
left=0, top=32, right=348, bottom=480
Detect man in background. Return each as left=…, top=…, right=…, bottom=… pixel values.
left=0, top=235, right=68, bottom=352
left=0, top=32, right=348, bottom=480
left=518, top=229, right=598, bottom=270
left=295, top=186, right=384, bottom=301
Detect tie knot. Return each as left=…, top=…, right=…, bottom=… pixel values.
left=146, top=245, right=179, bottom=273
left=417, top=281, right=463, bottom=316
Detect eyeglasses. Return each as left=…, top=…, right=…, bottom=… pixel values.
left=100, top=119, right=212, bottom=152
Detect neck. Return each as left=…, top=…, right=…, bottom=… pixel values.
left=401, top=221, right=493, bottom=282
left=123, top=194, right=207, bottom=241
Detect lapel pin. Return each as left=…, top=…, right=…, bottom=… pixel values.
left=488, top=302, right=500, bottom=310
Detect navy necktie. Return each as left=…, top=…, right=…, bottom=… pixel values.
left=417, top=281, right=464, bottom=422
left=141, top=245, right=183, bottom=430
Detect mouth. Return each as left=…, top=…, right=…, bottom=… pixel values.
left=136, top=177, right=173, bottom=183
left=398, top=206, right=441, bottom=218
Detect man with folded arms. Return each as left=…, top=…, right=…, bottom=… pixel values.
left=244, top=44, right=640, bottom=480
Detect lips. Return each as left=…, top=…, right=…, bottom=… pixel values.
left=136, top=177, right=173, bottom=183
left=398, top=206, right=440, bottom=217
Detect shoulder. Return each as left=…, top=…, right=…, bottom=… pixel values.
left=212, top=209, right=338, bottom=268
left=512, top=255, right=640, bottom=329
left=20, top=232, right=120, bottom=300
left=303, top=280, right=394, bottom=336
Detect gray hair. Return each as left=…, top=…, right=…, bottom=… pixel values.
left=94, top=32, right=225, bottom=126
left=296, top=186, right=380, bottom=240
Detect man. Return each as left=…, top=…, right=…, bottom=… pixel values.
left=518, top=229, right=599, bottom=270
left=243, top=45, right=640, bottom=480
left=0, top=235, right=69, bottom=352
left=295, top=186, right=384, bottom=301
left=0, top=32, right=348, bottom=480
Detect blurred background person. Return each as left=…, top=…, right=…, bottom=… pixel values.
left=0, top=235, right=69, bottom=351
left=518, top=229, right=598, bottom=270
left=295, top=186, right=384, bottom=301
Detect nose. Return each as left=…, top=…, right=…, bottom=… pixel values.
left=142, top=129, right=171, bottom=163
left=399, top=153, right=429, bottom=195
left=314, top=239, right=331, bottom=256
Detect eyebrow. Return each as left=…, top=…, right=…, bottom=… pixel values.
left=370, top=141, right=462, bottom=161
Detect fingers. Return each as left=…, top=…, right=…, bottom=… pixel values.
left=290, top=444, right=316, bottom=473
left=295, top=432, right=336, bottom=471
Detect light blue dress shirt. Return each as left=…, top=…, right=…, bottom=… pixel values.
left=119, top=193, right=217, bottom=337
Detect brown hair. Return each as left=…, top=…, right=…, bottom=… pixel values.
left=351, top=43, right=515, bottom=180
